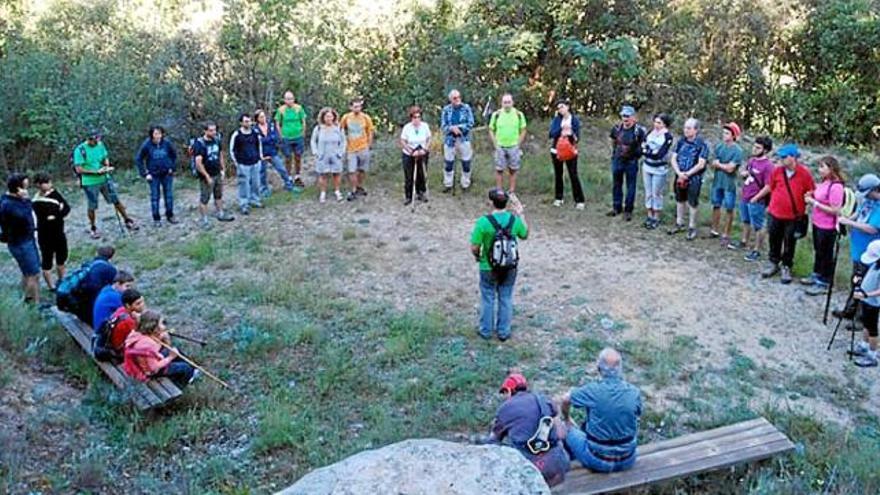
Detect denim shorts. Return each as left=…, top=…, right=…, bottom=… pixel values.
left=83, top=181, right=119, bottom=210
left=740, top=200, right=767, bottom=230
left=281, top=137, right=305, bottom=158
left=8, top=239, right=41, bottom=277
left=711, top=187, right=737, bottom=210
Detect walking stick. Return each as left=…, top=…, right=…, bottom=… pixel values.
left=106, top=171, right=128, bottom=236
left=411, top=154, right=419, bottom=213
left=151, top=337, right=230, bottom=388
left=167, top=331, right=207, bottom=346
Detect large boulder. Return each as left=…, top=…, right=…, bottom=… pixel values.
left=277, top=438, right=551, bottom=495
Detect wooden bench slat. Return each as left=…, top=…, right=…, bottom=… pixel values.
left=53, top=307, right=182, bottom=410
left=636, top=417, right=770, bottom=457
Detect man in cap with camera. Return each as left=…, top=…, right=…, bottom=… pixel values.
left=73, top=129, right=138, bottom=238
left=834, top=174, right=880, bottom=319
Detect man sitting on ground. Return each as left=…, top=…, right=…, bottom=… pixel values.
left=558, top=347, right=642, bottom=472
left=92, top=288, right=145, bottom=363
left=486, top=372, right=570, bottom=487
left=92, top=270, right=135, bottom=331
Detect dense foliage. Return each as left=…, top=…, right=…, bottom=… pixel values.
left=0, top=0, right=878, bottom=172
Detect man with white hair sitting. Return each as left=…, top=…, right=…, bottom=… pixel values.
left=557, top=347, right=642, bottom=472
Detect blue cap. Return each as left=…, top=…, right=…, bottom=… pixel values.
left=776, top=143, right=800, bottom=159
left=620, top=105, right=636, bottom=117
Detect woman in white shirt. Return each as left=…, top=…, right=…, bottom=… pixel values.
left=400, top=105, right=432, bottom=205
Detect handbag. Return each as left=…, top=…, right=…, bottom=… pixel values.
left=782, top=168, right=809, bottom=239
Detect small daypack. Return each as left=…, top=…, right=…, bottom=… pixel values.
left=556, top=136, right=578, bottom=162
left=188, top=137, right=203, bottom=177
left=92, top=311, right=129, bottom=363
left=55, top=260, right=96, bottom=312
left=486, top=214, right=519, bottom=272
left=68, top=144, right=88, bottom=186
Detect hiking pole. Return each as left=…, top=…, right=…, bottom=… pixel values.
left=167, top=331, right=207, bottom=346
left=106, top=170, right=128, bottom=236
left=151, top=337, right=231, bottom=388
left=411, top=154, right=419, bottom=213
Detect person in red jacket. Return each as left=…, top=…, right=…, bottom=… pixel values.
left=761, top=144, right=815, bottom=284
left=123, top=310, right=198, bottom=387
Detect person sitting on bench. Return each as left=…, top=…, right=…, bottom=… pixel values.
left=123, top=310, right=198, bottom=388
left=92, top=288, right=145, bottom=363
left=92, top=270, right=135, bottom=331
left=486, top=372, right=570, bottom=487
left=558, top=347, right=642, bottom=473
left=59, top=245, right=118, bottom=326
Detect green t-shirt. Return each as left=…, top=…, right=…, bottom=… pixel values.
left=712, top=142, right=743, bottom=192
left=74, top=141, right=110, bottom=187
left=275, top=104, right=307, bottom=139
left=490, top=109, right=527, bottom=148
left=470, top=211, right=529, bottom=271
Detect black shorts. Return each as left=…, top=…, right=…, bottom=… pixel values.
left=673, top=176, right=702, bottom=208
left=862, top=304, right=879, bottom=338
left=38, top=232, right=69, bottom=270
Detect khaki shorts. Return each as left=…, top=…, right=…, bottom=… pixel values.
left=443, top=140, right=474, bottom=162
left=494, top=146, right=522, bottom=171
left=199, top=173, right=223, bottom=204
left=347, top=150, right=371, bottom=173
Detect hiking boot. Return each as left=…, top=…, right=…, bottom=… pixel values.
left=728, top=240, right=745, bottom=250
left=553, top=199, right=564, bottom=207
left=800, top=273, right=818, bottom=286
left=335, top=190, right=344, bottom=202
left=855, top=351, right=879, bottom=368
left=852, top=341, right=871, bottom=357
left=124, top=219, right=140, bottom=231
left=806, top=282, right=829, bottom=296
left=761, top=262, right=780, bottom=278
left=780, top=266, right=793, bottom=284
left=744, top=250, right=761, bottom=262
left=357, top=187, right=367, bottom=197
left=624, top=212, right=633, bottom=222
left=346, top=191, right=357, bottom=201
left=239, top=205, right=250, bottom=215
left=216, top=211, right=234, bottom=222
left=606, top=209, right=620, bottom=217
left=417, top=193, right=429, bottom=203
left=667, top=223, right=685, bottom=235
left=686, top=228, right=698, bottom=241
left=166, top=217, right=179, bottom=225
left=319, top=191, right=327, bottom=204
left=575, top=203, right=585, bottom=211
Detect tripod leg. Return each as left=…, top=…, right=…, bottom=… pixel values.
left=849, top=316, right=857, bottom=361
left=827, top=317, right=844, bottom=350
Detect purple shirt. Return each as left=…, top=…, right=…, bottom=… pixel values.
left=742, top=156, right=774, bottom=202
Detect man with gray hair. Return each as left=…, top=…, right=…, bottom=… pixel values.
left=557, top=347, right=642, bottom=472
left=441, top=89, right=475, bottom=192
left=668, top=118, right=709, bottom=240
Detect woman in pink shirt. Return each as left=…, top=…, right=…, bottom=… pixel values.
left=803, top=156, right=846, bottom=295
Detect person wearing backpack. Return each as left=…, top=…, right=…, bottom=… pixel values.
left=485, top=372, right=570, bottom=487
left=255, top=109, right=296, bottom=198
left=92, top=270, right=136, bottom=332
left=607, top=105, right=647, bottom=221
left=732, top=136, right=774, bottom=261
left=470, top=188, right=528, bottom=341
left=73, top=129, right=139, bottom=239
left=192, top=122, right=234, bottom=229
left=230, top=113, right=264, bottom=215
left=92, top=288, right=145, bottom=363
left=32, top=173, right=71, bottom=292
left=57, top=246, right=118, bottom=325
left=667, top=118, right=710, bottom=240
left=275, top=90, right=308, bottom=189
left=123, top=310, right=198, bottom=388
left=489, top=94, right=528, bottom=195
left=135, top=126, right=178, bottom=227
left=640, top=113, right=674, bottom=229
left=441, top=89, right=476, bottom=193
left=0, top=174, right=41, bottom=304
left=802, top=156, right=846, bottom=295
left=549, top=100, right=585, bottom=209
left=761, top=144, right=815, bottom=284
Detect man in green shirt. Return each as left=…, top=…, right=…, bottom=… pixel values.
left=489, top=94, right=528, bottom=195
left=274, top=91, right=308, bottom=188
left=709, top=122, right=744, bottom=243
left=73, top=130, right=138, bottom=238
left=470, top=188, right=528, bottom=341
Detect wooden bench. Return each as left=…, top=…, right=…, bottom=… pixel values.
left=553, top=417, right=794, bottom=494
left=53, top=307, right=182, bottom=410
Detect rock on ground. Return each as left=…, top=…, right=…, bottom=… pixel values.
left=276, top=438, right=551, bottom=495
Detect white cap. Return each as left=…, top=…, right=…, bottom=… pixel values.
left=861, top=239, right=880, bottom=265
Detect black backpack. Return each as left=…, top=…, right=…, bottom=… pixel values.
left=486, top=214, right=519, bottom=272
left=68, top=144, right=88, bottom=186
left=92, top=311, right=128, bottom=363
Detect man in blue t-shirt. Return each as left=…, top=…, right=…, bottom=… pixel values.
left=92, top=270, right=135, bottom=331
left=836, top=174, right=880, bottom=318
left=668, top=118, right=709, bottom=241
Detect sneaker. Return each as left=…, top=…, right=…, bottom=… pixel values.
left=719, top=236, right=730, bottom=246
left=293, top=176, right=305, bottom=188
left=575, top=203, right=585, bottom=211
left=800, top=274, right=818, bottom=286
left=806, top=282, right=829, bottom=296
left=553, top=199, right=563, bottom=207
left=727, top=240, right=745, bottom=250
left=251, top=202, right=264, bottom=209
left=188, top=369, right=202, bottom=384
left=649, top=218, right=661, bottom=229
left=780, top=266, right=793, bottom=284
left=417, top=193, right=428, bottom=203
left=166, top=217, right=179, bottom=225
left=855, top=351, right=879, bottom=368
left=199, top=217, right=212, bottom=229
left=346, top=191, right=357, bottom=201
left=216, top=211, right=235, bottom=222
left=852, top=341, right=871, bottom=357
left=335, top=190, right=343, bottom=202
left=357, top=187, right=367, bottom=197
left=443, top=186, right=453, bottom=194
left=761, top=262, right=780, bottom=278
left=624, top=212, right=633, bottom=221
left=153, top=220, right=162, bottom=228
left=319, top=192, right=327, bottom=204
left=124, top=219, right=140, bottom=231
left=90, top=228, right=102, bottom=239
left=686, top=228, right=698, bottom=241
left=403, top=197, right=413, bottom=206
left=239, top=205, right=250, bottom=215
left=606, top=209, right=620, bottom=217
left=709, top=230, right=721, bottom=238
left=667, top=224, right=685, bottom=235
left=744, top=250, right=761, bottom=262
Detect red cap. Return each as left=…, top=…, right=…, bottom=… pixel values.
left=499, top=373, right=528, bottom=393
left=723, top=122, right=742, bottom=141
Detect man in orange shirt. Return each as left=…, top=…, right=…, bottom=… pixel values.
left=339, top=97, right=375, bottom=201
